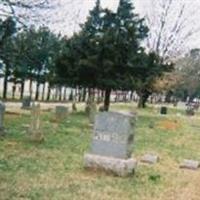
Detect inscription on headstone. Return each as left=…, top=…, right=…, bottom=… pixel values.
left=84, top=112, right=137, bottom=176
left=0, top=102, right=5, bottom=136
left=90, top=112, right=135, bottom=159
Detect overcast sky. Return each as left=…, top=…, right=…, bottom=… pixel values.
left=1, top=0, right=200, bottom=55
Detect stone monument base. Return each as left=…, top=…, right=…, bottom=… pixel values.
left=84, top=153, right=137, bottom=177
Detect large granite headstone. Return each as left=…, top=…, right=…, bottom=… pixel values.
left=84, top=112, right=137, bottom=176
left=0, top=102, right=5, bottom=136
left=21, top=96, right=31, bottom=109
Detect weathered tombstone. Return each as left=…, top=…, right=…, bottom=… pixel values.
left=55, top=106, right=69, bottom=121
left=72, top=102, right=77, bottom=112
left=29, top=103, right=44, bottom=142
left=186, top=105, right=195, bottom=116
left=180, top=159, right=200, bottom=170
left=84, top=112, right=137, bottom=176
left=141, top=154, right=159, bottom=164
left=99, top=105, right=105, bottom=112
left=85, top=102, right=97, bottom=123
left=160, top=106, right=167, bottom=115
left=21, top=96, right=31, bottom=109
left=0, top=102, right=5, bottom=136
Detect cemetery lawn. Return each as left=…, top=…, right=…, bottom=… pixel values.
left=1, top=103, right=200, bottom=200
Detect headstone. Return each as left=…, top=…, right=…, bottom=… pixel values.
left=55, top=106, right=69, bottom=121
left=160, top=106, right=167, bottom=115
left=0, top=102, right=5, bottom=136
left=21, top=96, right=31, bottom=109
left=99, top=105, right=105, bottom=112
left=141, top=154, right=159, bottom=164
left=84, top=112, right=137, bottom=176
left=186, top=106, right=195, bottom=116
left=85, top=102, right=97, bottom=123
left=72, top=102, right=77, bottom=112
left=180, top=159, right=200, bottom=170
left=29, top=103, right=44, bottom=142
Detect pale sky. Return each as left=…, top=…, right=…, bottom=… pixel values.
left=1, top=0, right=200, bottom=56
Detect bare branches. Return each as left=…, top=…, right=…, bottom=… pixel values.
left=141, top=0, right=200, bottom=60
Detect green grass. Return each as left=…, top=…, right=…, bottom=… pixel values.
left=1, top=103, right=200, bottom=200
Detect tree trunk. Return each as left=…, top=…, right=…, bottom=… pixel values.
left=130, top=91, right=134, bottom=101
left=41, top=83, right=45, bottom=101
left=104, top=88, right=111, bottom=111
left=78, top=87, right=82, bottom=102
left=20, top=80, right=25, bottom=100
left=46, top=84, right=51, bottom=101
left=63, top=87, right=67, bottom=101
left=12, top=84, right=16, bottom=100
left=55, top=87, right=59, bottom=100
left=82, top=88, right=86, bottom=102
left=35, top=81, right=40, bottom=100
left=165, top=90, right=173, bottom=103
left=69, top=89, right=73, bottom=101
left=29, top=78, right=33, bottom=99
left=59, top=86, right=62, bottom=101
left=3, top=65, right=9, bottom=99
left=138, top=90, right=150, bottom=108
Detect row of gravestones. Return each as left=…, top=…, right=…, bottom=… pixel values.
left=84, top=111, right=200, bottom=176
left=1, top=100, right=200, bottom=176
left=160, top=106, right=196, bottom=116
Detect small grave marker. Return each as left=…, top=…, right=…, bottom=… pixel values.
left=160, top=107, right=167, bottom=115
left=29, top=103, right=44, bottom=142
left=85, top=102, right=97, bottom=123
left=55, top=106, right=69, bottom=121
left=21, top=96, right=31, bottom=109
left=141, top=154, right=159, bottom=164
left=180, top=159, right=200, bottom=170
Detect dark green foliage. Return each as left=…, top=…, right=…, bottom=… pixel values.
left=56, top=0, right=159, bottom=110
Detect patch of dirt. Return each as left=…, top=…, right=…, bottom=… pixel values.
left=157, top=119, right=181, bottom=131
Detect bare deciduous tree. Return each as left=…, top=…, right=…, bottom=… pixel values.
left=139, top=0, right=200, bottom=60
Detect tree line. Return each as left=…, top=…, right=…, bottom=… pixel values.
left=0, top=0, right=173, bottom=110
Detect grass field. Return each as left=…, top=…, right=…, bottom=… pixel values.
left=0, top=103, right=200, bottom=200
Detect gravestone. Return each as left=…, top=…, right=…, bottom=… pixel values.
left=186, top=105, right=195, bottom=116
left=84, top=112, right=137, bottom=176
left=99, top=105, right=105, bottom=112
left=180, top=159, right=200, bottom=170
left=72, top=102, right=77, bottom=112
left=85, top=102, right=97, bottom=123
left=160, top=106, right=167, bottom=115
left=141, top=154, right=159, bottom=164
left=21, top=96, right=31, bottom=109
left=29, top=103, right=44, bottom=142
left=0, top=102, right=5, bottom=136
left=55, top=106, right=69, bottom=121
